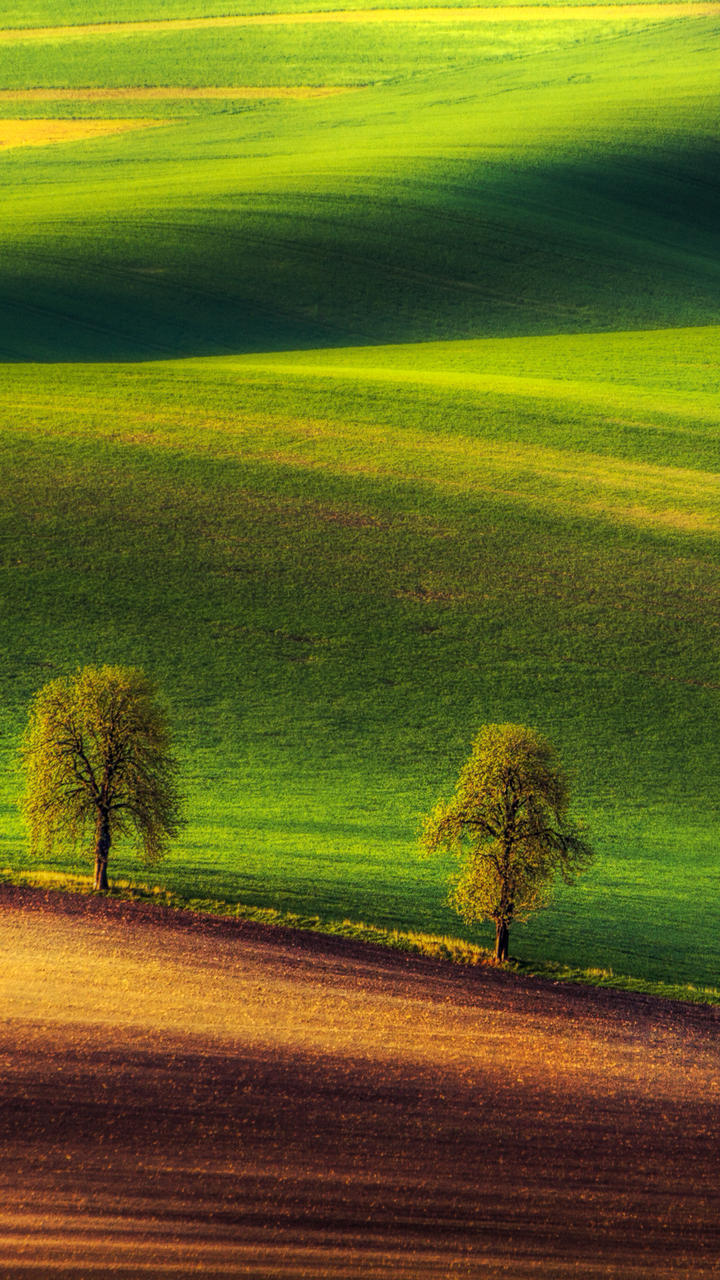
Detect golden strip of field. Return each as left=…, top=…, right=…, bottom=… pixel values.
left=1, top=3, right=717, bottom=40
left=0, top=118, right=164, bottom=149
left=2, top=896, right=717, bottom=1094
left=0, top=86, right=351, bottom=100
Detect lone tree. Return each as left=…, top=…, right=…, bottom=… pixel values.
left=22, top=665, right=184, bottom=891
left=421, top=723, right=593, bottom=962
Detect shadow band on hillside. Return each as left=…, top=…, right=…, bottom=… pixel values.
left=3, top=140, right=720, bottom=361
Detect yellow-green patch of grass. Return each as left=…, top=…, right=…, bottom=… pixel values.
left=4, top=364, right=718, bottom=539
left=0, top=116, right=165, bottom=148
left=133, top=393, right=720, bottom=539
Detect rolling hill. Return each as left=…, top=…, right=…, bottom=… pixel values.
left=1, top=1, right=719, bottom=988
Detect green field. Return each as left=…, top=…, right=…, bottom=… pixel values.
left=1, top=1, right=719, bottom=987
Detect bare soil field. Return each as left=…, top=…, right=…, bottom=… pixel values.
left=2, top=883, right=720, bottom=1278
left=1, top=3, right=718, bottom=39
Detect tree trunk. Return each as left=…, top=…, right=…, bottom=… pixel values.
left=93, top=811, right=111, bottom=892
left=494, top=920, right=509, bottom=963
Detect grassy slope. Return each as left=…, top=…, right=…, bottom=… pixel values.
left=1, top=8, right=719, bottom=984
left=0, top=21, right=718, bottom=359
left=2, top=326, right=720, bottom=983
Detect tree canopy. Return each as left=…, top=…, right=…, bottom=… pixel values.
left=21, top=664, right=184, bottom=891
left=421, top=723, right=593, bottom=961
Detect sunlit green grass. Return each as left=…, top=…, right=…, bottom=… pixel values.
left=0, top=15, right=659, bottom=90
left=1, top=328, right=720, bottom=984
left=3, top=0, right=703, bottom=27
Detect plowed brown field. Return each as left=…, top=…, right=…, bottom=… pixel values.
left=2, top=884, right=719, bottom=1278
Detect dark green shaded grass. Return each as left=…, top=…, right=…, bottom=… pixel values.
left=2, top=136, right=719, bottom=359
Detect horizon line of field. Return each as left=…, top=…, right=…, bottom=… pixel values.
left=2, top=1, right=718, bottom=40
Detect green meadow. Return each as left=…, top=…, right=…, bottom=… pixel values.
left=1, top=2, right=719, bottom=987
